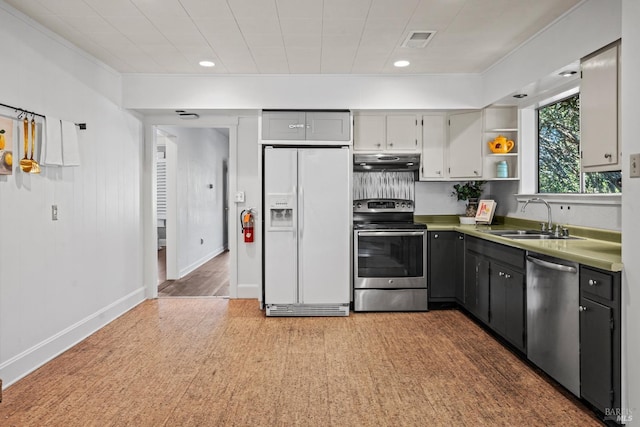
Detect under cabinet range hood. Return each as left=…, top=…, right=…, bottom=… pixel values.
left=353, top=153, right=420, bottom=172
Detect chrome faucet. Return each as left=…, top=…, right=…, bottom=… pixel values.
left=521, top=197, right=552, bottom=232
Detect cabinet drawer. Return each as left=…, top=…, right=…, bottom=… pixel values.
left=466, top=236, right=525, bottom=270
left=581, top=267, right=613, bottom=301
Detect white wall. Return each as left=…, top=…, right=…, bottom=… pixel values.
left=0, top=3, right=144, bottom=387
left=489, top=181, right=622, bottom=230
left=235, top=117, right=261, bottom=298
left=415, top=181, right=483, bottom=216
left=158, top=126, right=229, bottom=277
left=621, top=0, right=639, bottom=423
left=123, top=74, right=483, bottom=110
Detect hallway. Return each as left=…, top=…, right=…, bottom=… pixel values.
left=158, top=251, right=229, bottom=297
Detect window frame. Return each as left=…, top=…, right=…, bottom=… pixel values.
left=535, top=90, right=621, bottom=195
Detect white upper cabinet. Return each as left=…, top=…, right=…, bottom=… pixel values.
left=306, top=112, right=351, bottom=141
left=353, top=115, right=386, bottom=150
left=420, top=114, right=446, bottom=179
left=262, top=111, right=351, bottom=142
left=580, top=42, right=620, bottom=171
left=448, top=111, right=483, bottom=179
left=386, top=115, right=419, bottom=151
left=353, top=113, right=419, bottom=152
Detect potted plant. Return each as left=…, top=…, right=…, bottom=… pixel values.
left=452, top=181, right=485, bottom=223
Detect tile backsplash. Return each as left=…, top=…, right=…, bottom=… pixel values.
left=353, top=171, right=415, bottom=200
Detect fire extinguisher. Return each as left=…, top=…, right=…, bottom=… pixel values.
left=240, top=209, right=255, bottom=243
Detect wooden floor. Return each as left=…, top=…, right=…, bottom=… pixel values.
left=0, top=300, right=601, bottom=426
left=158, top=250, right=229, bottom=297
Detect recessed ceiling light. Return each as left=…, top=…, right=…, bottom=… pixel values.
left=559, top=70, right=577, bottom=77
left=394, top=60, right=410, bottom=68
left=199, top=60, right=215, bottom=67
left=513, top=93, right=528, bottom=99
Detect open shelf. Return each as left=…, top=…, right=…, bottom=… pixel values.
left=483, top=107, right=519, bottom=180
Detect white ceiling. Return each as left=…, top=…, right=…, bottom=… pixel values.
left=6, top=0, right=582, bottom=75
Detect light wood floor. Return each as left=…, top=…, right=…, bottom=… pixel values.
left=158, top=250, right=229, bottom=297
left=0, top=299, right=601, bottom=426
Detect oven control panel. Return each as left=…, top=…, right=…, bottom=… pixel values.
left=353, top=199, right=414, bottom=213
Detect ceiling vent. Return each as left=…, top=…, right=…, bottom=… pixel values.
left=401, top=31, right=436, bottom=48
left=178, top=113, right=200, bottom=120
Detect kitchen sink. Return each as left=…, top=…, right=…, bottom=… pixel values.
left=481, top=229, right=583, bottom=240
left=481, top=229, right=545, bottom=236
left=505, top=234, right=583, bottom=240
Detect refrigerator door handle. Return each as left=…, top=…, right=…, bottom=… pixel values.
left=299, top=186, right=304, bottom=237
left=297, top=184, right=303, bottom=303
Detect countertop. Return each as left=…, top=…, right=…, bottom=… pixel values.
left=414, top=215, right=622, bottom=272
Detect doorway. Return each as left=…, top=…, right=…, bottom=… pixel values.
left=155, top=126, right=230, bottom=297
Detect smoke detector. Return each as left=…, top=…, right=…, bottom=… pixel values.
left=401, top=31, right=436, bottom=48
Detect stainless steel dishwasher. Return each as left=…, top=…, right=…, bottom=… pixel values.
left=526, top=252, right=580, bottom=396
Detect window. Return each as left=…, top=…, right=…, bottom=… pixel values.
left=537, top=94, right=621, bottom=194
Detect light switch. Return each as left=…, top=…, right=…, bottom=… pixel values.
left=235, top=191, right=245, bottom=203
left=52, top=205, right=58, bottom=221
left=631, top=153, right=640, bottom=178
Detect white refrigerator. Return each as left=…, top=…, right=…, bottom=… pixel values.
left=263, top=146, right=351, bottom=316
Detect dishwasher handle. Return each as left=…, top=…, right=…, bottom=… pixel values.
left=526, top=255, right=577, bottom=273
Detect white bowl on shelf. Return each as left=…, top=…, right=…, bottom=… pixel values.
left=459, top=216, right=476, bottom=225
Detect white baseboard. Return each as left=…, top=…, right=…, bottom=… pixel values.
left=178, top=246, right=225, bottom=278
left=0, top=287, right=146, bottom=389
left=237, top=283, right=260, bottom=299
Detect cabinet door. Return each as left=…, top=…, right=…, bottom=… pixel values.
left=463, top=251, right=478, bottom=313
left=490, top=262, right=525, bottom=351
left=354, top=115, right=385, bottom=150
left=464, top=250, right=489, bottom=323
left=489, top=266, right=507, bottom=335
left=476, top=257, right=490, bottom=324
left=580, top=297, right=613, bottom=412
left=504, top=267, right=525, bottom=351
left=428, top=232, right=457, bottom=301
left=455, top=233, right=465, bottom=302
left=386, top=115, right=418, bottom=151
left=306, top=112, right=350, bottom=141
left=448, top=111, right=483, bottom=178
left=421, top=114, right=446, bottom=179
left=581, top=44, right=619, bottom=169
left=262, top=111, right=306, bottom=140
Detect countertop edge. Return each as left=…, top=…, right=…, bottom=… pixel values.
left=419, top=222, right=622, bottom=272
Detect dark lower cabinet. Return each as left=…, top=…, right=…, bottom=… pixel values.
left=580, top=266, right=621, bottom=418
left=428, top=232, right=622, bottom=422
left=463, top=249, right=490, bottom=323
left=490, top=263, right=525, bottom=351
left=464, top=236, right=525, bottom=348
left=428, top=231, right=464, bottom=303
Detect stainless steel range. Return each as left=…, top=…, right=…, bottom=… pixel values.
left=353, top=198, right=428, bottom=312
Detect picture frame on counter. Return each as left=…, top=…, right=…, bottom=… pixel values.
left=475, top=199, right=497, bottom=224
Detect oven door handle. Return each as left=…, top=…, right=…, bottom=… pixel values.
left=357, top=231, right=425, bottom=237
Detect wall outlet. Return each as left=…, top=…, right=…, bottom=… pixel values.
left=631, top=153, right=640, bottom=178
left=235, top=191, right=245, bottom=203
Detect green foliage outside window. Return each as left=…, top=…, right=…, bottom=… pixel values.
left=538, top=94, right=621, bottom=194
